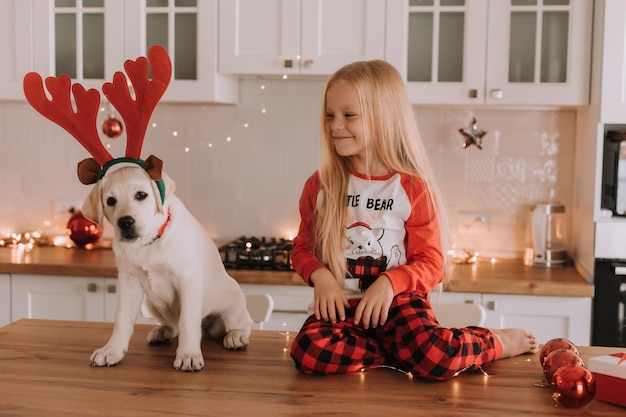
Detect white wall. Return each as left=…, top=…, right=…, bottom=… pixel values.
left=0, top=78, right=576, bottom=258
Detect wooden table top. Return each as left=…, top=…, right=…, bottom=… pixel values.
left=0, top=246, right=593, bottom=296
left=0, top=319, right=622, bottom=417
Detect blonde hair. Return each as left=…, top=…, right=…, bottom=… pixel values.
left=314, top=60, right=450, bottom=286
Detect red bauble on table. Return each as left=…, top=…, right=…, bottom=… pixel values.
left=102, top=114, right=123, bottom=138
left=543, top=349, right=585, bottom=383
left=67, top=211, right=102, bottom=247
left=551, top=365, right=596, bottom=408
left=539, top=338, right=579, bottom=365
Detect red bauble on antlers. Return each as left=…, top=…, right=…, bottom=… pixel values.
left=23, top=45, right=172, bottom=184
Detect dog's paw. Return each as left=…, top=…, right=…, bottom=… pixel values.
left=146, top=325, right=176, bottom=345
left=90, top=346, right=125, bottom=367
left=223, top=330, right=249, bottom=350
left=173, top=351, right=205, bottom=371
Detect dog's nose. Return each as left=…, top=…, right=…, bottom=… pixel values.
left=117, top=216, right=135, bottom=231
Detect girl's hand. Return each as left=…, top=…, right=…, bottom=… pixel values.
left=354, top=275, right=394, bottom=329
left=310, top=268, right=350, bottom=323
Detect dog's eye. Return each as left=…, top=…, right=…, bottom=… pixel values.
left=136, top=191, right=148, bottom=201
left=106, top=197, right=117, bottom=207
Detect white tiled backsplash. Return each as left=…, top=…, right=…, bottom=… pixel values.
left=0, top=79, right=575, bottom=258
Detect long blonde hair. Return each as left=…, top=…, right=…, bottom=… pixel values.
left=314, top=60, right=450, bottom=286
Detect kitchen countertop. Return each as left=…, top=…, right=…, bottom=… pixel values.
left=0, top=246, right=594, bottom=297
left=0, top=319, right=622, bottom=417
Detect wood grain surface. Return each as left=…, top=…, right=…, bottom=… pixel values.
left=0, top=246, right=593, bottom=296
left=0, top=319, right=622, bottom=417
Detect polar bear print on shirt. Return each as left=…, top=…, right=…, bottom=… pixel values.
left=344, top=222, right=389, bottom=291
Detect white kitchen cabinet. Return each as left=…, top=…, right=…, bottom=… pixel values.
left=0, top=1, right=33, bottom=100
left=432, top=291, right=591, bottom=346
left=10, top=0, right=236, bottom=103
left=11, top=275, right=117, bottom=323
left=599, top=0, right=626, bottom=123
left=481, top=294, right=591, bottom=346
left=386, top=0, right=592, bottom=106
left=219, top=0, right=386, bottom=76
left=0, top=274, right=10, bottom=327
left=240, top=283, right=313, bottom=332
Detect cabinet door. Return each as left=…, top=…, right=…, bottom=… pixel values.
left=0, top=1, right=34, bottom=100
left=0, top=274, right=10, bottom=326
left=299, top=0, right=386, bottom=75
left=126, top=0, right=237, bottom=103
left=485, top=0, right=592, bottom=106
left=11, top=275, right=106, bottom=322
left=481, top=294, right=591, bottom=346
left=600, top=0, right=626, bottom=123
left=103, top=278, right=117, bottom=322
left=386, top=0, right=488, bottom=105
left=31, top=0, right=125, bottom=91
left=220, top=0, right=386, bottom=76
left=218, top=0, right=301, bottom=75
left=240, top=283, right=313, bottom=331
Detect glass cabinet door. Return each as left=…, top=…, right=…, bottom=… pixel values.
left=145, top=0, right=198, bottom=81
left=486, top=0, right=591, bottom=105
left=507, top=0, right=570, bottom=84
left=407, top=0, right=466, bottom=84
left=390, top=0, right=488, bottom=104
left=53, top=0, right=105, bottom=80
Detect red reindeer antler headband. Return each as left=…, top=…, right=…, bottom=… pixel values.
left=23, top=45, right=172, bottom=201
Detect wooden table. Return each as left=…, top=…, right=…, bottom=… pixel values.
left=0, top=320, right=623, bottom=416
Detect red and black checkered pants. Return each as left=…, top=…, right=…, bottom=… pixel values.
left=290, top=292, right=501, bottom=381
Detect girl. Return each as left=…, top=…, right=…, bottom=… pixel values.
left=289, top=60, right=538, bottom=381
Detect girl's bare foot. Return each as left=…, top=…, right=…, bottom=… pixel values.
left=491, top=328, right=539, bottom=358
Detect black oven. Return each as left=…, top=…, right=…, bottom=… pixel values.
left=592, top=259, right=626, bottom=347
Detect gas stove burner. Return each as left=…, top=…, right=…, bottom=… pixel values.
left=219, top=236, right=293, bottom=270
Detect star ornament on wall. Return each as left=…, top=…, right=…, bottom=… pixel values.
left=459, top=118, right=487, bottom=149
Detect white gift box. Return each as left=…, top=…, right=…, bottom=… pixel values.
left=588, top=352, right=626, bottom=408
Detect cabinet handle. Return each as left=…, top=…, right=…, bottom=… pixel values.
left=464, top=299, right=475, bottom=304
left=468, top=89, right=478, bottom=98
left=489, top=89, right=503, bottom=99
left=485, top=300, right=497, bottom=310
left=106, top=284, right=116, bottom=294
left=303, top=59, right=314, bottom=67
left=87, top=283, right=97, bottom=293
left=284, top=59, right=294, bottom=68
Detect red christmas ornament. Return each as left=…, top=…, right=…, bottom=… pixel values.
left=540, top=338, right=579, bottom=365
left=543, top=349, right=584, bottom=383
left=551, top=365, right=596, bottom=408
left=102, top=114, right=123, bottom=138
left=67, top=211, right=102, bottom=247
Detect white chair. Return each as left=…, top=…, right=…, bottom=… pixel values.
left=431, top=302, right=486, bottom=328
left=245, top=293, right=274, bottom=330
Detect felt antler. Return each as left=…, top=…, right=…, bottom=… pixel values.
left=23, top=73, right=113, bottom=166
left=23, top=45, right=172, bottom=185
left=102, top=45, right=172, bottom=159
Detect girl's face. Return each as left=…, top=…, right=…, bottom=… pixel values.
left=324, top=81, right=367, bottom=171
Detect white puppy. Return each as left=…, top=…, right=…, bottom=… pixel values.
left=84, top=163, right=253, bottom=371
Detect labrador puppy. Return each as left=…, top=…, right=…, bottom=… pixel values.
left=84, top=163, right=253, bottom=371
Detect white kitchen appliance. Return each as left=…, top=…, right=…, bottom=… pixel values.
left=524, top=202, right=568, bottom=267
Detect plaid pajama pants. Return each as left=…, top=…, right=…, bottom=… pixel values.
left=290, top=292, right=503, bottom=381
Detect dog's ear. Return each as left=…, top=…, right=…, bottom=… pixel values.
left=151, top=172, right=176, bottom=214
left=81, top=181, right=104, bottom=225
